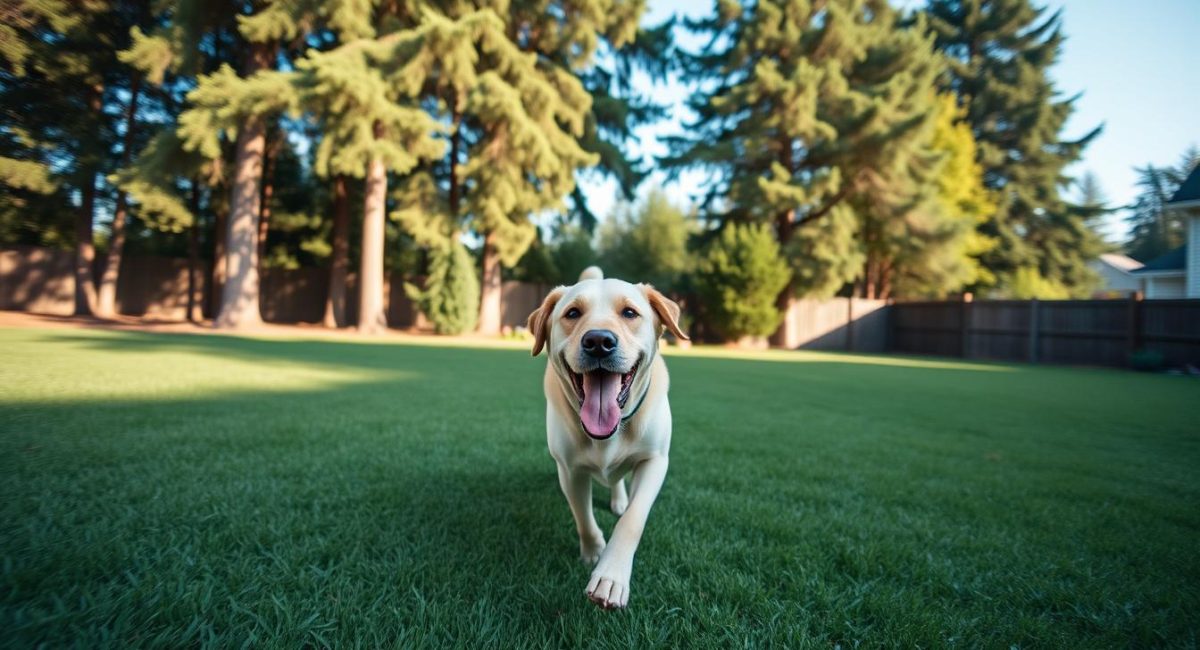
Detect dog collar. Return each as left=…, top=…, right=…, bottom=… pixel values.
left=621, top=381, right=651, bottom=423
left=620, top=343, right=657, bottom=424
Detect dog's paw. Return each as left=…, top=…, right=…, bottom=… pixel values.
left=579, top=536, right=606, bottom=565
left=610, top=492, right=628, bottom=516
left=585, top=561, right=632, bottom=609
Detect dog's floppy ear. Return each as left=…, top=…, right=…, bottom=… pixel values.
left=527, top=287, right=565, bottom=356
left=641, top=284, right=689, bottom=341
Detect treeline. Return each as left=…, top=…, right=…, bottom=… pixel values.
left=1, top=0, right=1110, bottom=339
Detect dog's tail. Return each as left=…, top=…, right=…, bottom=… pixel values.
left=578, top=266, right=603, bottom=281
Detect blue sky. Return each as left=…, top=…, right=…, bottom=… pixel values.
left=577, top=0, right=1200, bottom=243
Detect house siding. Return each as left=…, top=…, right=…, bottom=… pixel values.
left=1144, top=275, right=1187, bottom=299
left=1088, top=260, right=1141, bottom=295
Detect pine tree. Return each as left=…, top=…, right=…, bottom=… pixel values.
left=0, top=2, right=149, bottom=316
left=322, top=174, right=351, bottom=328
left=117, top=1, right=245, bottom=321
left=1126, top=148, right=1200, bottom=263
left=568, top=17, right=674, bottom=232
left=666, top=0, right=943, bottom=333
left=598, top=190, right=693, bottom=293
left=95, top=65, right=146, bottom=318
left=153, top=1, right=317, bottom=329
left=405, top=240, right=480, bottom=335
left=888, top=93, right=996, bottom=298
left=925, top=0, right=1105, bottom=296
left=378, top=2, right=645, bottom=335
left=0, top=2, right=68, bottom=244
left=1077, top=172, right=1107, bottom=212
left=293, top=12, right=471, bottom=333
left=693, top=223, right=791, bottom=342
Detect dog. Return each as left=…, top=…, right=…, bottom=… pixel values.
left=526, top=266, right=688, bottom=609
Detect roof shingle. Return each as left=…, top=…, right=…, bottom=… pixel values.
left=1167, top=164, right=1200, bottom=205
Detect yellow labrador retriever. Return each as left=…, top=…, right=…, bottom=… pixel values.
left=527, top=266, right=688, bottom=609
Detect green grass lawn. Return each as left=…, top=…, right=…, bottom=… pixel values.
left=1, top=327, right=1198, bottom=647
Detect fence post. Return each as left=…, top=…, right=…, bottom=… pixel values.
left=884, top=297, right=894, bottom=352
left=1127, top=291, right=1143, bottom=364
left=960, top=292, right=973, bottom=358
left=845, top=297, right=854, bottom=352
left=1028, top=298, right=1039, bottom=363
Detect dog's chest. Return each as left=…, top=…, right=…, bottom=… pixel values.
left=573, top=437, right=653, bottom=483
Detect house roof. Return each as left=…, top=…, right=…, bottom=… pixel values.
left=1098, top=253, right=1143, bottom=272
left=1132, top=245, right=1187, bottom=273
left=1166, top=164, right=1200, bottom=208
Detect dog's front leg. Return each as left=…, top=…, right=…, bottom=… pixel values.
left=586, top=455, right=668, bottom=609
left=556, top=462, right=606, bottom=564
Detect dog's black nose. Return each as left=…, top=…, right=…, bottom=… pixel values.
left=581, top=329, right=618, bottom=358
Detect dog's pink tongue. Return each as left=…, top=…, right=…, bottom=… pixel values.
left=581, top=371, right=621, bottom=437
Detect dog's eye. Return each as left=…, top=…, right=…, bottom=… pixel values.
left=564, top=307, right=582, bottom=320
left=621, top=307, right=639, bottom=319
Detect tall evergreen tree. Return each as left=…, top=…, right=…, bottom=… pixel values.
left=294, top=12, right=471, bottom=333
left=95, top=65, right=146, bottom=318
left=0, top=2, right=70, bottom=247
left=0, top=2, right=150, bottom=315
left=148, top=1, right=306, bottom=329
left=384, top=2, right=644, bottom=335
left=666, top=0, right=943, bottom=332
left=567, top=17, right=673, bottom=232
left=888, top=93, right=996, bottom=298
left=117, top=2, right=245, bottom=320
left=925, top=0, right=1104, bottom=296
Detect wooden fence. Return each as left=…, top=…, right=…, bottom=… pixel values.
left=890, top=294, right=1200, bottom=368
left=773, top=297, right=890, bottom=352
left=6, top=246, right=1199, bottom=368
left=0, top=246, right=547, bottom=331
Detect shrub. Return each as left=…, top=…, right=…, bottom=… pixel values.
left=1129, top=349, right=1165, bottom=373
left=406, top=241, right=479, bottom=335
left=693, top=223, right=791, bottom=340
left=598, top=190, right=693, bottom=291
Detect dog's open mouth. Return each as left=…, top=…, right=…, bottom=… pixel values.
left=568, top=360, right=639, bottom=440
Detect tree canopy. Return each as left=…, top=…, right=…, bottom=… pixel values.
left=0, top=0, right=1123, bottom=343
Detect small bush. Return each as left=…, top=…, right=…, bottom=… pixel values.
left=693, top=223, right=791, bottom=341
left=406, top=241, right=479, bottom=335
left=1130, top=348, right=1165, bottom=372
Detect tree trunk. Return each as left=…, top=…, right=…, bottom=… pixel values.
left=878, top=261, right=893, bottom=302
left=257, top=127, right=279, bottom=268
left=95, top=74, right=142, bottom=319
left=210, top=204, right=227, bottom=318
left=187, top=179, right=202, bottom=323
left=477, top=231, right=503, bottom=336
left=358, top=122, right=388, bottom=334
left=323, top=174, right=350, bottom=328
left=73, top=172, right=98, bottom=316
left=73, top=84, right=104, bottom=317
left=769, top=209, right=796, bottom=348
left=215, top=43, right=271, bottom=329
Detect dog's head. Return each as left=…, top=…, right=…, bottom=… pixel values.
left=527, top=269, right=688, bottom=440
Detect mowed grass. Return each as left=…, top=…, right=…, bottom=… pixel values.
left=1, top=327, right=1198, bottom=648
